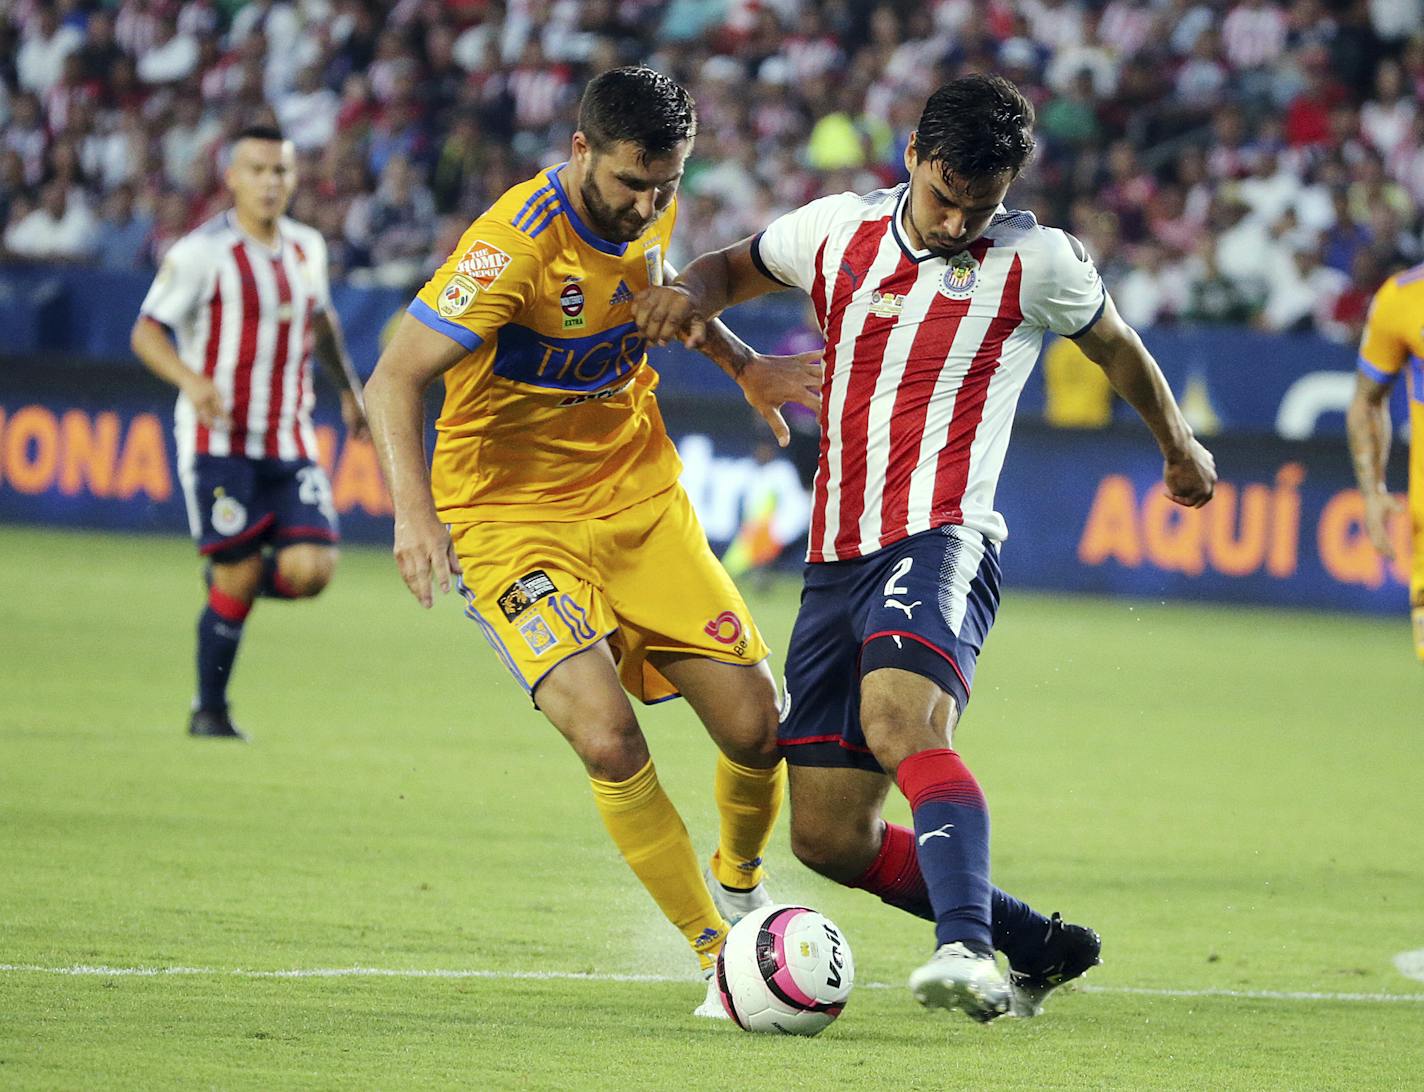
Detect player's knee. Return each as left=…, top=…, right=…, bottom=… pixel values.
left=211, top=557, right=262, bottom=603
left=715, top=676, right=782, bottom=767
left=577, top=731, right=650, bottom=783
left=789, top=822, right=864, bottom=884
left=278, top=549, right=338, bottom=597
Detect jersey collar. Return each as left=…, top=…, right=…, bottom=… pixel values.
left=548, top=164, right=629, bottom=257
left=226, top=209, right=285, bottom=258
left=892, top=187, right=1006, bottom=264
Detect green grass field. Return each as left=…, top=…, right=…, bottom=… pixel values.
left=2, top=524, right=1422, bottom=1090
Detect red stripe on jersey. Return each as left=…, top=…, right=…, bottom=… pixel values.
left=929, top=253, right=1024, bottom=523
left=809, top=238, right=829, bottom=331
left=195, top=283, right=224, bottom=455
left=295, top=297, right=315, bottom=459
left=228, top=244, right=260, bottom=456
left=831, top=253, right=918, bottom=557
left=877, top=291, right=974, bottom=543
left=808, top=217, right=890, bottom=562
left=263, top=256, right=294, bottom=457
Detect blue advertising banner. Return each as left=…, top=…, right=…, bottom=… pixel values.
left=2, top=264, right=1402, bottom=438
left=995, top=424, right=1414, bottom=615
left=0, top=359, right=1413, bottom=615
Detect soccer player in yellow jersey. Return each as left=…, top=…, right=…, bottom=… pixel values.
left=1348, top=262, right=1424, bottom=661
left=364, top=67, right=821, bottom=1015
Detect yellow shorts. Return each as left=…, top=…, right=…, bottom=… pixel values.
left=450, top=484, right=770, bottom=703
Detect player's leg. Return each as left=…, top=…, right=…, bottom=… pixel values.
left=592, top=485, right=785, bottom=922
left=448, top=520, right=730, bottom=1006
left=263, top=543, right=339, bottom=598
left=648, top=652, right=784, bottom=920
left=533, top=643, right=730, bottom=993
left=856, top=527, right=1098, bottom=1018
left=180, top=454, right=271, bottom=740
left=260, top=460, right=341, bottom=599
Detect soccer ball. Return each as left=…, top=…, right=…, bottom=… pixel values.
left=715, top=904, right=854, bottom=1036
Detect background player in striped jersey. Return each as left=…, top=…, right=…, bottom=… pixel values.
left=1347, top=263, right=1424, bottom=662
left=130, top=125, right=368, bottom=741
left=364, top=68, right=820, bottom=1016
left=636, top=74, right=1217, bottom=1022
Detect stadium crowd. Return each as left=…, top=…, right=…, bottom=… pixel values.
left=1, top=0, right=1421, bottom=343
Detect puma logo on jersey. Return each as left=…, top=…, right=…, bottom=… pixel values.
left=839, top=260, right=868, bottom=291
left=884, top=598, right=922, bottom=619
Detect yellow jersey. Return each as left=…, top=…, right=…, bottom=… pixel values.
left=1357, top=264, right=1424, bottom=496
left=411, top=164, right=680, bottom=522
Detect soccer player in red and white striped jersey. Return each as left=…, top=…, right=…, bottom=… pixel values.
left=636, top=74, right=1217, bottom=1022
left=130, top=125, right=368, bottom=741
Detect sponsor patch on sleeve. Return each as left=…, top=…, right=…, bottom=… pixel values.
left=497, top=569, right=558, bottom=621
left=455, top=240, right=513, bottom=288
left=437, top=273, right=480, bottom=318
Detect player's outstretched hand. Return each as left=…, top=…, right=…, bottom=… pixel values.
left=1164, top=438, right=1217, bottom=508
left=184, top=375, right=229, bottom=429
left=341, top=389, right=371, bottom=442
left=393, top=512, right=462, bottom=609
left=1362, top=490, right=1402, bottom=560
left=633, top=284, right=707, bottom=348
left=738, top=350, right=824, bottom=447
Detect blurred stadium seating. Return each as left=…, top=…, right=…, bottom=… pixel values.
left=1, top=0, right=1421, bottom=342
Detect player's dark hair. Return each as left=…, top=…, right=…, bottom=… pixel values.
left=578, top=66, right=697, bottom=163
left=914, top=74, right=1036, bottom=182
left=232, top=124, right=286, bottom=145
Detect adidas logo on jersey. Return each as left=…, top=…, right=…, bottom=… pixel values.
left=608, top=279, right=634, bottom=306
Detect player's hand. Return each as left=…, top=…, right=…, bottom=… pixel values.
left=1362, top=490, right=1402, bottom=560
left=737, top=350, right=823, bottom=447
left=392, top=511, right=462, bottom=609
left=1163, top=438, right=1216, bottom=508
left=341, top=389, right=371, bottom=442
left=634, top=284, right=707, bottom=348
left=183, top=375, right=229, bottom=429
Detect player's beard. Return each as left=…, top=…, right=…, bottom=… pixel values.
left=579, top=176, right=651, bottom=243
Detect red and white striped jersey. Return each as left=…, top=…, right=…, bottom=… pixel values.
left=751, top=184, right=1106, bottom=562
left=139, top=211, right=332, bottom=466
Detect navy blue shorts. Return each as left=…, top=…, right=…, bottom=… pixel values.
left=778, top=524, right=1001, bottom=773
left=179, top=455, right=340, bottom=562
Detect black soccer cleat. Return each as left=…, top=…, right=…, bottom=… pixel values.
left=1007, top=912, right=1101, bottom=1017
left=188, top=708, right=248, bottom=741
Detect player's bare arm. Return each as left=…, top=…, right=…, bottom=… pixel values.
left=1346, top=371, right=1400, bottom=559
left=129, top=314, right=228, bottom=428
left=364, top=315, right=467, bottom=607
left=635, top=250, right=821, bottom=446
left=1074, top=294, right=1216, bottom=508
left=635, top=236, right=782, bottom=347
left=312, top=309, right=369, bottom=442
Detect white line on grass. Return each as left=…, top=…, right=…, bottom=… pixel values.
left=4, top=963, right=1424, bottom=1004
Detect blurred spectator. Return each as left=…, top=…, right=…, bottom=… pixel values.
left=0, top=0, right=1416, bottom=333
left=4, top=180, right=96, bottom=262
left=93, top=183, right=153, bottom=270
left=17, top=7, right=84, bottom=95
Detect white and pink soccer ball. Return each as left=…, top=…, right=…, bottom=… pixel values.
left=715, top=904, right=854, bottom=1036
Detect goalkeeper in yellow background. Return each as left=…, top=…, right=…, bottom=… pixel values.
left=364, top=67, right=821, bottom=1015
left=1347, top=262, right=1424, bottom=661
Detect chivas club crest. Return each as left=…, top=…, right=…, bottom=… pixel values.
left=938, top=253, right=979, bottom=300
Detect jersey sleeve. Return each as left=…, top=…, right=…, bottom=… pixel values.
left=410, top=225, right=540, bottom=352
left=750, top=192, right=859, bottom=294
left=302, top=231, right=332, bottom=314
left=139, top=236, right=208, bottom=328
left=1357, top=279, right=1408, bottom=385
left=1021, top=228, right=1107, bottom=338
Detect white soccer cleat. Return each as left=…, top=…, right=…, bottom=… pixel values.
left=693, top=969, right=731, bottom=1019
left=705, top=866, right=773, bottom=925
left=908, top=942, right=1012, bottom=1023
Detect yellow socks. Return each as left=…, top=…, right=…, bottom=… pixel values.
left=589, top=758, right=727, bottom=970
left=1413, top=606, right=1423, bottom=663
left=709, top=753, right=786, bottom=891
